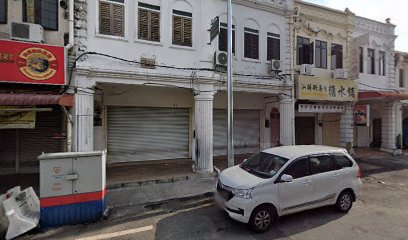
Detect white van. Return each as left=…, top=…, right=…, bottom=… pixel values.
left=215, top=145, right=362, bottom=232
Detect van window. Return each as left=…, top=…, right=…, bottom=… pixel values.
left=309, top=155, right=336, bottom=174
left=240, top=152, right=289, bottom=178
left=283, top=157, right=308, bottom=179
left=332, top=154, right=353, bottom=168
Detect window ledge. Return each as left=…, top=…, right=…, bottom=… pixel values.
left=95, top=33, right=128, bottom=42
left=242, top=57, right=261, bottom=63
left=134, top=39, right=163, bottom=46
left=169, top=44, right=195, bottom=51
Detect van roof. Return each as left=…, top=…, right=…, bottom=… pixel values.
left=262, top=145, right=347, bottom=159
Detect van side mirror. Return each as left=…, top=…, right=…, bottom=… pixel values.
left=280, top=174, right=293, bottom=183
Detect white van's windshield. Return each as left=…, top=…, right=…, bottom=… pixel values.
left=240, top=152, right=289, bottom=178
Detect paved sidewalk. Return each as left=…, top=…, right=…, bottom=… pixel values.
left=106, top=174, right=217, bottom=208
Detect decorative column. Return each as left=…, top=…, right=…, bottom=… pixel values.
left=73, top=92, right=94, bottom=152
left=340, top=105, right=354, bottom=149
left=194, top=91, right=214, bottom=173
left=381, top=101, right=402, bottom=154
left=279, top=95, right=295, bottom=146
left=71, top=73, right=95, bottom=152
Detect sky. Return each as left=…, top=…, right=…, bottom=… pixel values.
left=302, top=0, right=408, bottom=52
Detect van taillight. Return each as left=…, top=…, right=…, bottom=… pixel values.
left=357, top=164, right=361, bottom=178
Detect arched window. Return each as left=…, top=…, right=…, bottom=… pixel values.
left=138, top=0, right=161, bottom=42
left=172, top=1, right=193, bottom=47
left=267, top=24, right=281, bottom=61
left=243, top=19, right=260, bottom=59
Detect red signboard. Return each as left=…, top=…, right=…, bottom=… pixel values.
left=354, top=105, right=370, bottom=127
left=0, top=40, right=65, bottom=85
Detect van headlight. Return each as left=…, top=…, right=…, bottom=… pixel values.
left=232, top=188, right=253, bottom=199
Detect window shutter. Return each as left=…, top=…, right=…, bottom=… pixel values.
left=173, top=15, right=183, bottom=45
left=308, top=42, right=314, bottom=64
left=112, top=4, right=124, bottom=37
left=219, top=27, right=227, bottom=52
left=337, top=47, right=343, bottom=68
left=273, top=38, right=280, bottom=60
left=183, top=17, right=192, bottom=47
left=138, top=8, right=149, bottom=40
left=150, top=11, right=160, bottom=42
left=99, top=1, right=112, bottom=35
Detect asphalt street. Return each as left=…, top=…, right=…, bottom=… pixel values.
left=21, top=155, right=408, bottom=240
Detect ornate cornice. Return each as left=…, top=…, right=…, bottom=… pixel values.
left=232, top=0, right=291, bottom=16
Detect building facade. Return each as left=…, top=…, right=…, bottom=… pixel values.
left=71, top=0, right=295, bottom=173
left=353, top=16, right=401, bottom=154
left=395, top=51, right=408, bottom=147
left=292, top=1, right=356, bottom=149
left=0, top=0, right=72, bottom=174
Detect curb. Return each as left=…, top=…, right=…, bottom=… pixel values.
left=107, top=172, right=218, bottom=190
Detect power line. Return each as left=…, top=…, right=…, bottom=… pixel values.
left=63, top=51, right=289, bottom=94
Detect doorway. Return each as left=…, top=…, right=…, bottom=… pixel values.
left=372, top=118, right=381, bottom=148
left=295, top=117, right=315, bottom=145
left=270, top=108, right=280, bottom=147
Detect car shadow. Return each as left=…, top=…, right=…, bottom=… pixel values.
left=153, top=204, right=345, bottom=240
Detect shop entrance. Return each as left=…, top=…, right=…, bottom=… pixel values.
left=295, top=117, right=315, bottom=145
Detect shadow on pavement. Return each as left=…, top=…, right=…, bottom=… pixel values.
left=154, top=204, right=345, bottom=240
left=358, top=156, right=408, bottom=178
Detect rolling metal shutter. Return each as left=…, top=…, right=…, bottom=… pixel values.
left=0, top=130, right=16, bottom=174
left=18, top=109, right=63, bottom=173
left=213, top=109, right=260, bottom=156
left=107, top=107, right=190, bottom=163
left=0, top=108, right=63, bottom=174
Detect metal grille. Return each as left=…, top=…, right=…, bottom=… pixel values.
left=213, top=109, right=260, bottom=156
left=0, top=108, right=63, bottom=174
left=217, top=181, right=234, bottom=201
left=107, top=107, right=190, bottom=163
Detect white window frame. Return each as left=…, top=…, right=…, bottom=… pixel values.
left=267, top=32, right=281, bottom=62
left=170, top=9, right=193, bottom=49
left=243, top=27, right=260, bottom=62
left=136, top=2, right=161, bottom=44
left=95, top=0, right=128, bottom=41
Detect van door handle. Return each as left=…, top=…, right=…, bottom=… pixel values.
left=303, top=180, right=312, bottom=186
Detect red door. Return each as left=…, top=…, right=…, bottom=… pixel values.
left=270, top=108, right=280, bottom=147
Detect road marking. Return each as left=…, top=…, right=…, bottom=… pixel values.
left=76, top=225, right=154, bottom=240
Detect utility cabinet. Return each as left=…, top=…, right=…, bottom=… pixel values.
left=38, top=151, right=106, bottom=228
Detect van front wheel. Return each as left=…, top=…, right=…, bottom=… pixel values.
left=249, top=206, right=274, bottom=233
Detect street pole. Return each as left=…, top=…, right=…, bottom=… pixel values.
left=227, top=0, right=234, bottom=167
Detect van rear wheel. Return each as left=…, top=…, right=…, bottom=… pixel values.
left=249, top=206, right=275, bottom=233
left=335, top=191, right=353, bottom=213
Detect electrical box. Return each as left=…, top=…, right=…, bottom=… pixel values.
left=38, top=151, right=106, bottom=228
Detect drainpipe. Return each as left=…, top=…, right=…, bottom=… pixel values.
left=66, top=0, right=74, bottom=151
left=66, top=0, right=74, bottom=50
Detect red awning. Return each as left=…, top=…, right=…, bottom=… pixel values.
left=0, top=94, right=74, bottom=107
left=359, top=91, right=408, bottom=101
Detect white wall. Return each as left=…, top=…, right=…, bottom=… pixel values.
left=79, top=0, right=292, bottom=86
left=354, top=17, right=396, bottom=91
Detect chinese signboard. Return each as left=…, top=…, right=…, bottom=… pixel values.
left=0, top=107, right=36, bottom=129
left=299, top=104, right=345, bottom=113
left=0, top=40, right=65, bottom=85
left=354, top=105, right=370, bottom=127
left=298, top=75, right=358, bottom=102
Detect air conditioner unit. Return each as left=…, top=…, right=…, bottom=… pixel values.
left=333, top=68, right=347, bottom=79
left=214, top=51, right=228, bottom=71
left=269, top=59, right=282, bottom=73
left=300, top=64, right=315, bottom=76
left=10, top=22, right=44, bottom=43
